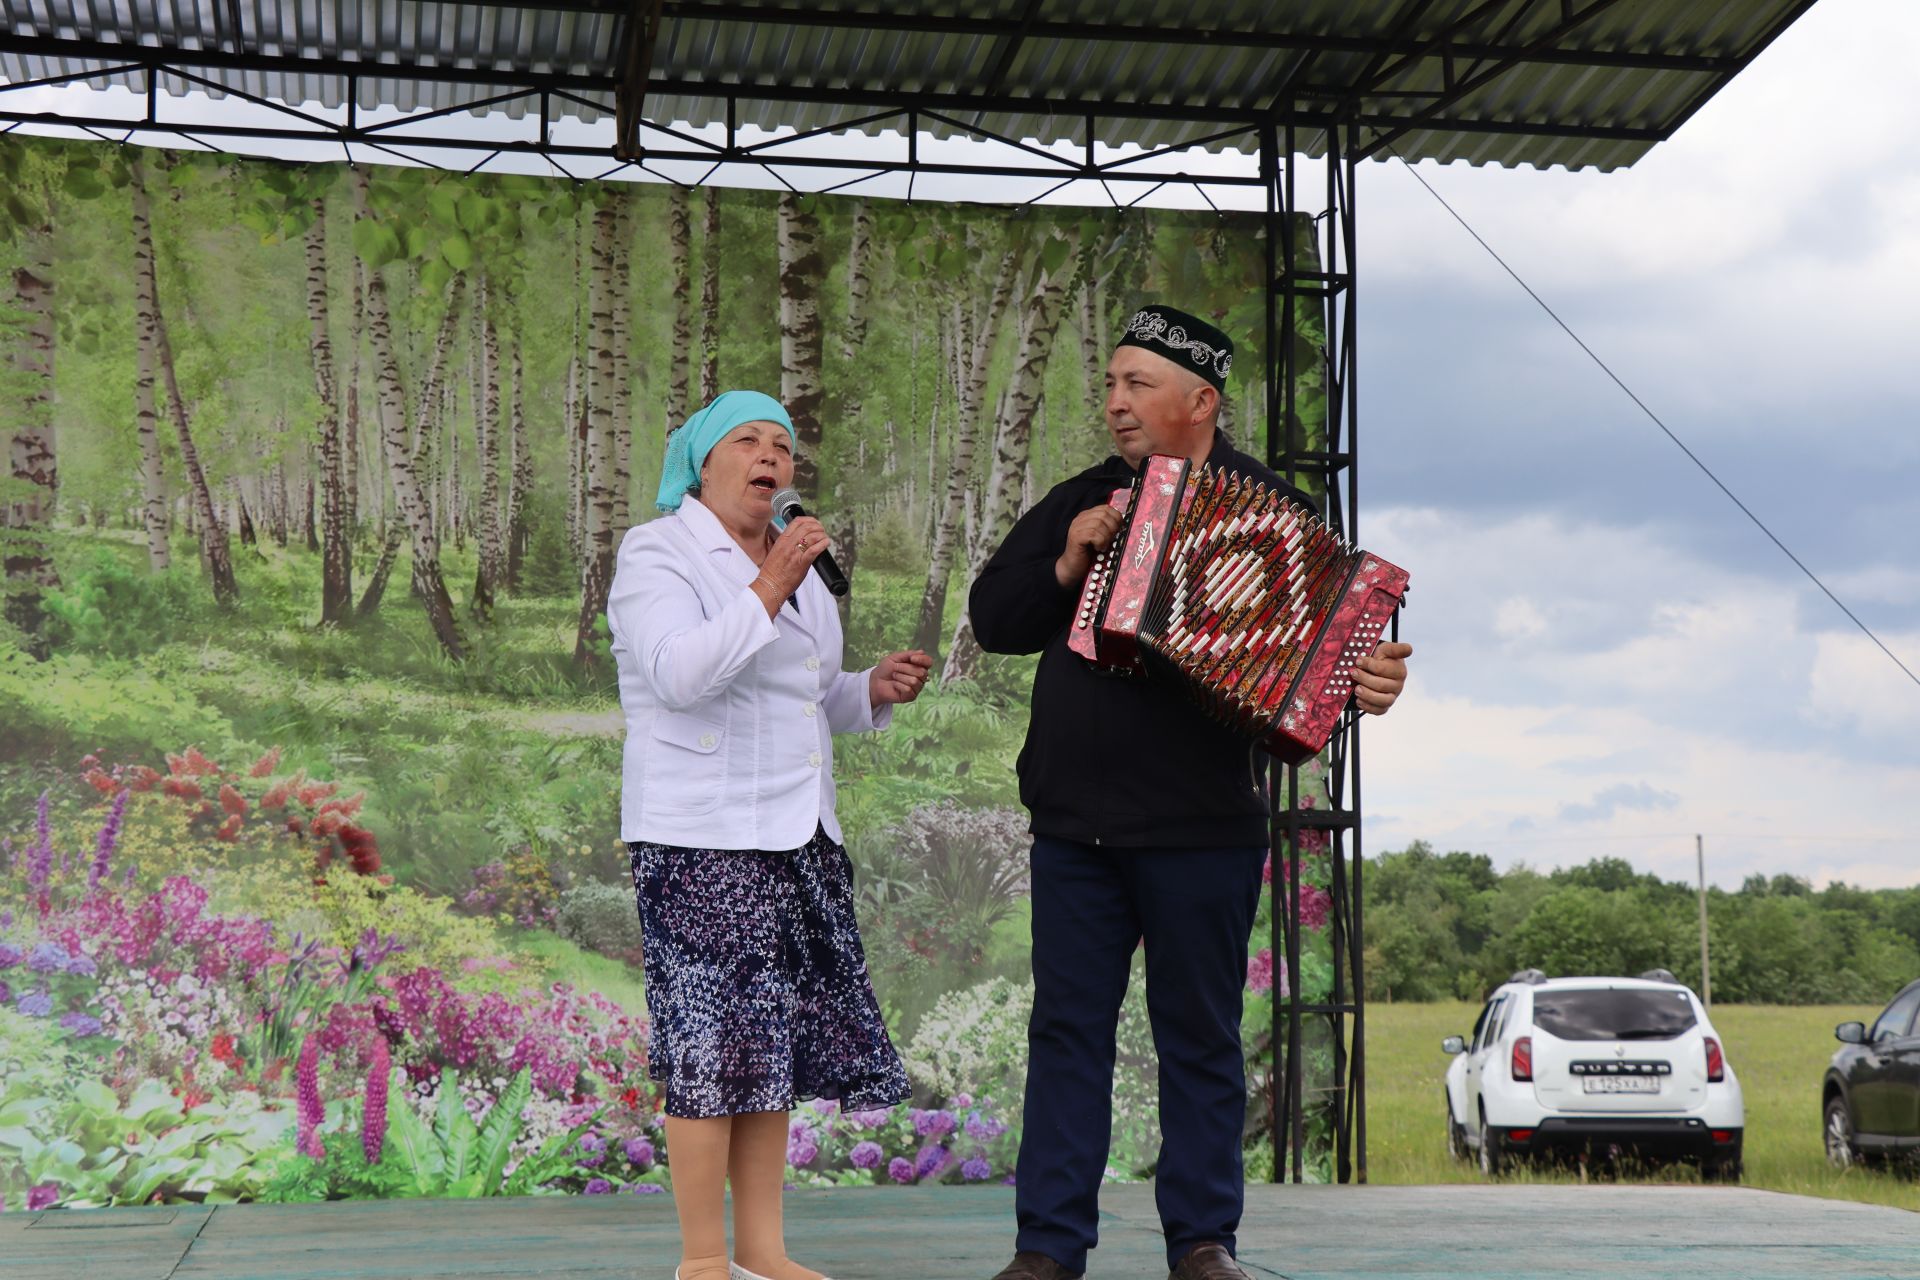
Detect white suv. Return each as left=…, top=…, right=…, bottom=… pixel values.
left=1442, top=969, right=1744, bottom=1180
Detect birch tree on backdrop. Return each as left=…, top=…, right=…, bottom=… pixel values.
left=303, top=190, right=352, bottom=624
left=565, top=199, right=586, bottom=561
left=574, top=194, right=619, bottom=666
left=834, top=200, right=876, bottom=578
left=357, top=274, right=464, bottom=618
left=471, top=267, right=505, bottom=618
left=666, top=185, right=692, bottom=428
left=699, top=188, right=721, bottom=404
left=778, top=194, right=826, bottom=505
left=609, top=192, right=635, bottom=533
left=352, top=167, right=464, bottom=658
left=131, top=153, right=238, bottom=606
left=506, top=330, right=532, bottom=589
left=0, top=141, right=60, bottom=652
left=913, top=233, right=1019, bottom=657
left=943, top=225, right=1082, bottom=681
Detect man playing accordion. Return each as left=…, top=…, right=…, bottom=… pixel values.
left=970, top=306, right=1412, bottom=1280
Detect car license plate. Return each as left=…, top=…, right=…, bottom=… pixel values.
left=1582, top=1075, right=1660, bottom=1094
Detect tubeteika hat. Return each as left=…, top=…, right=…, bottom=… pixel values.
left=1114, top=304, right=1233, bottom=390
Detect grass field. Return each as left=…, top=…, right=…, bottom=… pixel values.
left=1362, top=1001, right=1920, bottom=1211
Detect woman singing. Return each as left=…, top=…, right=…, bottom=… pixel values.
left=608, top=390, right=932, bottom=1280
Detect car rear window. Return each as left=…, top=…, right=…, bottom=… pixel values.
left=1530, top=988, right=1697, bottom=1041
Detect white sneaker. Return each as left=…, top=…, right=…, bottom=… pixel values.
left=730, top=1264, right=835, bottom=1280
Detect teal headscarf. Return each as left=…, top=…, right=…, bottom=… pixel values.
left=655, top=390, right=796, bottom=514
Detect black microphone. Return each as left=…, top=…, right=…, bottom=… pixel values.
left=771, top=487, right=850, bottom=597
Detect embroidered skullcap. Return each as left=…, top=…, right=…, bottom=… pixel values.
left=655, top=390, right=795, bottom=513
left=1114, top=305, right=1233, bottom=391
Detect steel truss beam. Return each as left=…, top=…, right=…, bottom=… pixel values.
left=0, top=30, right=1674, bottom=181
left=1266, top=115, right=1368, bottom=1186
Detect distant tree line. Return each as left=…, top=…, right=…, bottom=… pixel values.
left=1365, top=843, right=1920, bottom=1005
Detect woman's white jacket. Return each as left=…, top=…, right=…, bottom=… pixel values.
left=607, top=496, right=889, bottom=850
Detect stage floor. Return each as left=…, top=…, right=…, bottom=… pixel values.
left=7, top=1183, right=1917, bottom=1279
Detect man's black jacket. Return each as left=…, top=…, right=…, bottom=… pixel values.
left=968, top=433, right=1316, bottom=848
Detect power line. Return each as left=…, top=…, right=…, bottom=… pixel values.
left=1437, top=831, right=1913, bottom=848
left=1385, top=146, right=1920, bottom=693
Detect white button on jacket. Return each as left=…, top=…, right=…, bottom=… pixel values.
left=607, top=496, right=890, bottom=850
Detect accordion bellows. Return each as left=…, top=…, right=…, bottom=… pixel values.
left=1068, top=454, right=1409, bottom=764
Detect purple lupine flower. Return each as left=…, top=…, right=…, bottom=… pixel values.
left=17, top=991, right=52, bottom=1017
left=913, top=1109, right=957, bottom=1140
left=961, top=1156, right=993, bottom=1182
left=953, top=1093, right=973, bottom=1108
left=26, top=1184, right=57, bottom=1211
left=123, top=861, right=137, bottom=888
left=623, top=1137, right=655, bottom=1167
left=296, top=1037, right=325, bottom=1159
left=88, top=790, right=130, bottom=891
left=0, top=943, right=20, bottom=968
left=582, top=1178, right=614, bottom=1195
left=61, top=950, right=95, bottom=978
left=849, top=1141, right=884, bottom=1170
left=362, top=1039, right=391, bottom=1164
left=26, top=792, right=52, bottom=895
left=576, top=1133, right=607, bottom=1167
left=26, top=942, right=70, bottom=974
left=914, top=1144, right=952, bottom=1180
left=57, top=1012, right=104, bottom=1037
left=0, top=980, right=10, bottom=1005
left=630, top=1183, right=665, bottom=1194
left=887, top=1157, right=915, bottom=1184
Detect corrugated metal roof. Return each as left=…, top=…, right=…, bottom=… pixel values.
left=0, top=0, right=1817, bottom=172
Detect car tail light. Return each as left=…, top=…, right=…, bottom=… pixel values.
left=1512, top=1036, right=1533, bottom=1082
left=1509, top=1129, right=1535, bottom=1142
left=1704, top=1036, right=1724, bottom=1083
left=1711, top=1130, right=1737, bottom=1144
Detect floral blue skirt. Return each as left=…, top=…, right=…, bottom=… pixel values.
left=628, top=825, right=910, bottom=1119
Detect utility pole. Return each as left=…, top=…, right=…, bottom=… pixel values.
left=1696, top=833, right=1712, bottom=1007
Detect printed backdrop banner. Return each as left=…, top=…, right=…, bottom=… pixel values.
left=0, top=134, right=1340, bottom=1207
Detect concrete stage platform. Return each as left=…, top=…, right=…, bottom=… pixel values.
left=6, top=1184, right=1917, bottom=1279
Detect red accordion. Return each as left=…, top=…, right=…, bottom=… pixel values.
left=1068, top=454, right=1408, bottom=764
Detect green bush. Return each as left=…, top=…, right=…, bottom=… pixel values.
left=42, top=551, right=208, bottom=658
left=554, top=879, right=644, bottom=960
left=852, top=506, right=921, bottom=573
left=0, top=640, right=235, bottom=764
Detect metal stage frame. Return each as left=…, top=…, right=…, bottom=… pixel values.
left=0, top=0, right=1819, bottom=1186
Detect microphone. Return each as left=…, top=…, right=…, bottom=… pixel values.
left=771, top=487, right=850, bottom=597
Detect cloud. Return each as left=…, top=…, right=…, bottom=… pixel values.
left=1357, top=505, right=1920, bottom=888
left=1557, top=783, right=1680, bottom=825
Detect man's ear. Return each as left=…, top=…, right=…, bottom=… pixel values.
left=1192, top=382, right=1220, bottom=426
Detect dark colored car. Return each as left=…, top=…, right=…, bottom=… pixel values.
left=1822, top=978, right=1920, bottom=1168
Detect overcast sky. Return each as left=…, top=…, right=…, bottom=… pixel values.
left=8, top=0, right=1915, bottom=888
left=1355, top=0, right=1920, bottom=889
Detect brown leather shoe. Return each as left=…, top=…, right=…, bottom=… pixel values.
left=988, top=1252, right=1083, bottom=1280
left=1169, top=1243, right=1252, bottom=1280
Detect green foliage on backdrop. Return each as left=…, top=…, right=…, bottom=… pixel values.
left=0, top=133, right=1347, bottom=1204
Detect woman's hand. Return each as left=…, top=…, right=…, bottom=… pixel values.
left=869, top=650, right=934, bottom=708
left=749, top=517, right=831, bottom=615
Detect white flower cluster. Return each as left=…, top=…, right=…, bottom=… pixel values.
left=94, top=969, right=242, bottom=1077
